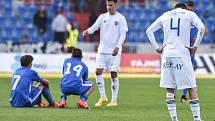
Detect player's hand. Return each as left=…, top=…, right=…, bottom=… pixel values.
left=186, top=46, right=197, bottom=55
left=82, top=30, right=88, bottom=36
left=112, top=47, right=119, bottom=56
left=156, top=48, right=162, bottom=54
left=156, top=44, right=166, bottom=54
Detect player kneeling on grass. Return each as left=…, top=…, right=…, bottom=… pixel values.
left=10, top=55, right=58, bottom=107
left=58, top=48, right=94, bottom=109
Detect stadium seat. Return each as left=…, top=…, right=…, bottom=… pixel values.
left=28, top=4, right=38, bottom=16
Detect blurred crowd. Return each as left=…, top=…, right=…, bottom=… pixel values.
left=0, top=0, right=215, bottom=53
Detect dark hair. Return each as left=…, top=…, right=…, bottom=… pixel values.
left=72, top=48, right=83, bottom=59
left=106, top=0, right=117, bottom=3
left=175, top=3, right=187, bottom=9
left=187, top=1, right=194, bottom=7
left=20, top=55, right=33, bottom=67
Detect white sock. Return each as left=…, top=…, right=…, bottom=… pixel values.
left=189, top=99, right=201, bottom=121
left=111, top=78, right=119, bottom=102
left=96, top=75, right=107, bottom=98
left=166, top=99, right=178, bottom=121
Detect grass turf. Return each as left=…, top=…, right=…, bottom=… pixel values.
left=0, top=77, right=214, bottom=121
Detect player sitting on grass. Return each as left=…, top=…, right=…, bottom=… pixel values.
left=58, top=48, right=94, bottom=109
left=10, top=55, right=58, bottom=107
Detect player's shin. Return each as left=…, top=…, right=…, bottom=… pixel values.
left=189, top=99, right=201, bottom=121
left=42, top=87, right=55, bottom=104
left=166, top=93, right=178, bottom=121
left=111, top=77, right=119, bottom=102
left=96, top=75, right=107, bottom=98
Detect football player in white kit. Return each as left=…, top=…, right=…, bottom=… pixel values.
left=82, top=0, right=128, bottom=107
left=146, top=3, right=205, bottom=121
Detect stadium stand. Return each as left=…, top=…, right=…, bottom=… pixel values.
left=0, top=0, right=214, bottom=47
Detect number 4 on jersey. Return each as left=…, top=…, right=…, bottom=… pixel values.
left=170, top=18, right=180, bottom=36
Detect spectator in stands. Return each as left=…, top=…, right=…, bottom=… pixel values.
left=33, top=7, right=47, bottom=35
left=51, top=7, right=68, bottom=52
left=65, top=23, right=79, bottom=53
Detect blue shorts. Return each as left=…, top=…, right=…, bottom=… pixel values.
left=61, top=81, right=93, bottom=96
left=28, top=87, right=42, bottom=105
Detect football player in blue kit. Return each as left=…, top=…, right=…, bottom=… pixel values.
left=10, top=55, right=58, bottom=107
left=58, top=48, right=94, bottom=109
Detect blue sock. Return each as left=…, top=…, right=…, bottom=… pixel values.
left=182, top=89, right=188, bottom=97
left=61, top=93, right=67, bottom=101
left=42, top=87, right=55, bottom=104
left=80, top=95, right=88, bottom=101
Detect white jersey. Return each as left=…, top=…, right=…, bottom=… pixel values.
left=146, top=8, right=205, bottom=57
left=87, top=12, right=128, bottom=54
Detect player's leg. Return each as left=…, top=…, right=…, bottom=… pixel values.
left=106, top=71, right=118, bottom=107
left=29, top=83, right=44, bottom=107
left=58, top=93, right=67, bottom=108
left=181, top=55, right=195, bottom=103
left=107, top=54, right=121, bottom=106
left=77, top=81, right=94, bottom=109
left=95, top=53, right=108, bottom=107
left=160, top=57, right=178, bottom=121
left=39, top=82, right=58, bottom=107
left=175, top=57, right=201, bottom=121
left=181, top=89, right=188, bottom=103
left=188, top=88, right=201, bottom=121
left=166, top=88, right=178, bottom=121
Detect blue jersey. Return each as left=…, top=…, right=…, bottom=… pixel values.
left=10, top=67, right=43, bottom=107
left=190, top=25, right=198, bottom=64
left=61, top=57, right=89, bottom=88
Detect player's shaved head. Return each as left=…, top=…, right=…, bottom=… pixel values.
left=106, top=0, right=117, bottom=3
left=72, top=48, right=83, bottom=59
left=175, top=3, right=187, bottom=9
left=20, top=55, right=33, bottom=67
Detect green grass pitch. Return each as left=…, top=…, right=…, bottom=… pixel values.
left=0, top=77, right=214, bottom=121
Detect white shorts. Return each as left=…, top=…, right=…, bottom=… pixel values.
left=96, top=53, right=121, bottom=72
left=160, top=57, right=197, bottom=90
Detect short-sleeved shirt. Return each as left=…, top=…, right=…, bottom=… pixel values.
left=60, top=57, right=89, bottom=88
left=10, top=67, right=43, bottom=107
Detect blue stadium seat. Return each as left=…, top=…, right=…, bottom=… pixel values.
left=41, top=33, right=51, bottom=43
left=18, top=5, right=27, bottom=15
left=11, top=31, right=21, bottom=43
left=1, top=31, right=11, bottom=41
left=133, top=5, right=142, bottom=16
left=202, top=34, right=212, bottom=44
left=28, top=4, right=38, bottom=16
left=30, top=33, right=40, bottom=43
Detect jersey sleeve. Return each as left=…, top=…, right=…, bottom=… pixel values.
left=120, top=15, right=128, bottom=33
left=116, top=15, right=128, bottom=48
left=146, top=15, right=163, bottom=50
left=31, top=70, right=43, bottom=82
left=191, top=12, right=205, bottom=47
left=87, top=15, right=103, bottom=34
left=82, top=63, right=89, bottom=82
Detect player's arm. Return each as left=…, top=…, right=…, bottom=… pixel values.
left=146, top=16, right=162, bottom=53
left=191, top=13, right=205, bottom=48
left=32, top=70, right=49, bottom=87
left=82, top=64, right=89, bottom=82
left=187, top=13, right=205, bottom=54
left=82, top=15, right=102, bottom=36
left=113, top=17, right=128, bottom=56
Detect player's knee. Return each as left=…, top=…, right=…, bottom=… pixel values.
left=37, top=83, right=44, bottom=90
left=166, top=93, right=175, bottom=100
left=110, top=71, right=117, bottom=78
left=96, top=68, right=103, bottom=75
